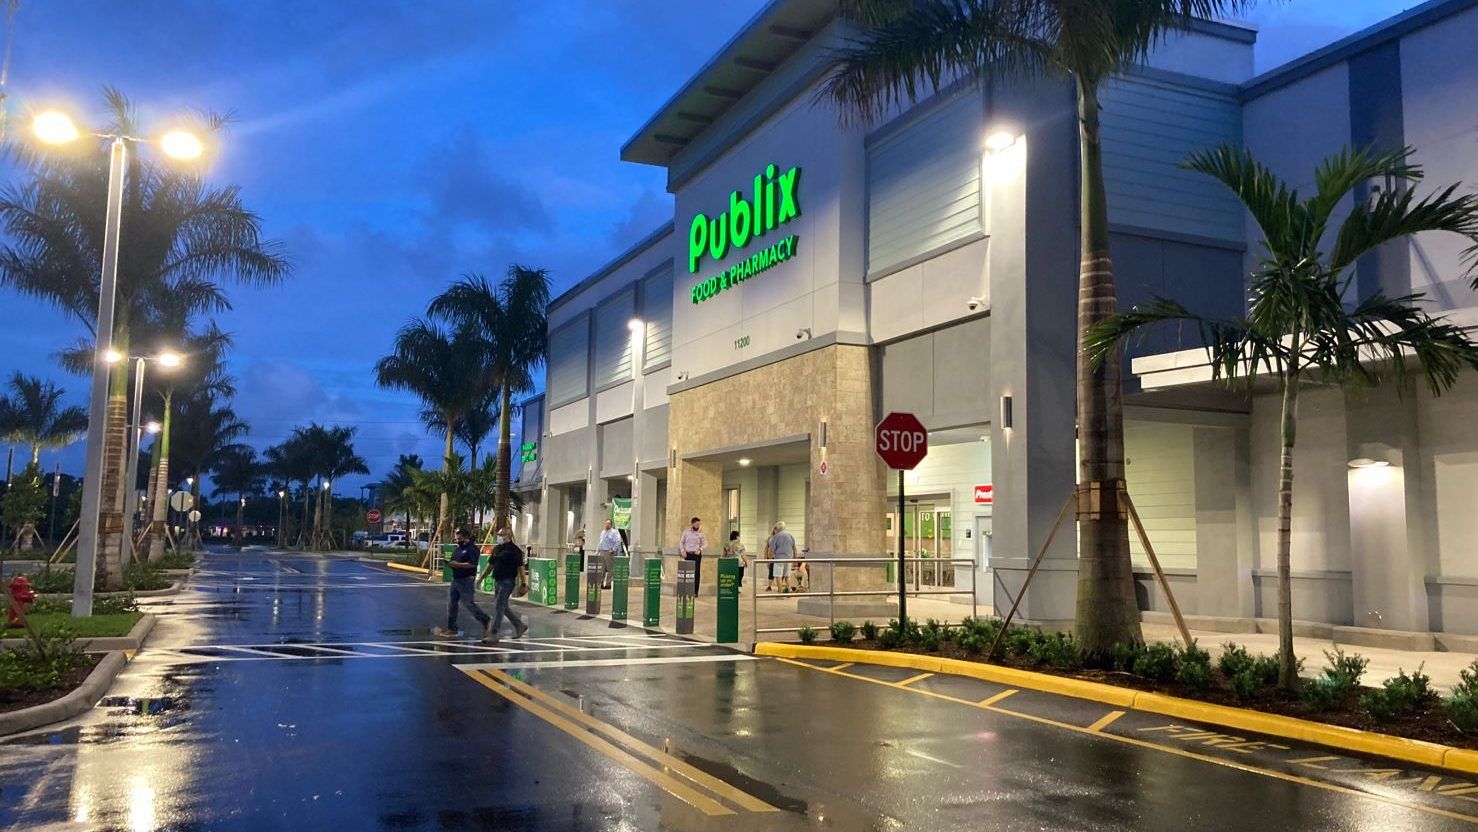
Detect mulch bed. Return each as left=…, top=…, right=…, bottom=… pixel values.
left=844, top=640, right=1475, bottom=750
left=0, top=655, right=101, bottom=716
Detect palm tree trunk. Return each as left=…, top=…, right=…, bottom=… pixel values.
left=236, top=493, right=245, bottom=547
left=147, top=396, right=172, bottom=562
left=1275, top=368, right=1301, bottom=689
left=298, top=480, right=312, bottom=547
left=98, top=326, right=132, bottom=589
left=495, top=386, right=512, bottom=533
left=1071, top=80, right=1141, bottom=658
left=188, top=477, right=203, bottom=550
left=438, top=426, right=454, bottom=543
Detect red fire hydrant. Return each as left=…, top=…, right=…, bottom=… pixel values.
left=7, top=575, right=35, bottom=627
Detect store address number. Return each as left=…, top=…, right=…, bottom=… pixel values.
left=734, top=335, right=750, bottom=350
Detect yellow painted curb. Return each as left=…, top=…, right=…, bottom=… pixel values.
left=383, top=561, right=429, bottom=576
left=756, top=642, right=1475, bottom=775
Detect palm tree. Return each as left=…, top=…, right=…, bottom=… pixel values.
left=428, top=265, right=550, bottom=533
left=379, top=453, right=423, bottom=543
left=0, top=373, right=87, bottom=464
left=171, top=389, right=249, bottom=551
left=375, top=319, right=489, bottom=544
left=0, top=89, right=288, bottom=587
left=1087, top=145, right=1478, bottom=687
left=210, top=445, right=262, bottom=547
left=822, top=0, right=1255, bottom=653
left=299, top=424, right=367, bottom=549
left=264, top=433, right=315, bottom=548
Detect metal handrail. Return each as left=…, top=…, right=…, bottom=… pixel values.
left=748, top=556, right=978, bottom=642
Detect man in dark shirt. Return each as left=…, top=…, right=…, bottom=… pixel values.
left=477, top=526, right=529, bottom=644
left=434, top=528, right=491, bottom=640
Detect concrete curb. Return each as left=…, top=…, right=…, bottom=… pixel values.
left=0, top=650, right=126, bottom=736
left=383, top=561, right=432, bottom=577
left=34, top=578, right=187, bottom=601
left=1, top=613, right=157, bottom=653
left=755, top=642, right=1478, bottom=776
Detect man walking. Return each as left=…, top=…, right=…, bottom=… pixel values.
left=768, top=520, right=797, bottom=593
left=596, top=518, right=624, bottom=590
left=434, top=528, right=491, bottom=639
left=678, top=516, right=707, bottom=594
left=477, top=526, right=530, bottom=644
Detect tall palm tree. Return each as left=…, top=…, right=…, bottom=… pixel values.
left=211, top=445, right=261, bottom=547
left=823, top=0, right=1255, bottom=653
left=0, top=89, right=288, bottom=587
left=1087, top=144, right=1478, bottom=687
left=0, top=373, right=87, bottom=464
left=171, top=388, right=249, bottom=551
left=264, top=432, right=315, bottom=548
left=375, top=319, right=488, bottom=543
left=298, top=424, right=367, bottom=549
left=428, top=265, right=550, bottom=533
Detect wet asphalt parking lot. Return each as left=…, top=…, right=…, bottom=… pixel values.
left=3, top=548, right=1477, bottom=831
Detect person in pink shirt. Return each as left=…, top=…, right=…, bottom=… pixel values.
left=677, top=516, right=707, bottom=594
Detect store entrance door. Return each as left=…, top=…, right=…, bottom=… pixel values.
left=885, top=503, right=954, bottom=591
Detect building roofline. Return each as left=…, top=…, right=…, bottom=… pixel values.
left=1241, top=0, right=1478, bottom=100
left=547, top=222, right=674, bottom=313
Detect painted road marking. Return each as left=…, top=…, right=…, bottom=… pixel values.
left=464, top=668, right=779, bottom=816
left=904, top=749, right=963, bottom=769
left=134, top=635, right=713, bottom=665
left=457, top=654, right=758, bottom=672
left=777, top=658, right=1478, bottom=826
left=1087, top=710, right=1126, bottom=733
left=979, top=689, right=1018, bottom=706
left=897, top=672, right=933, bottom=687
left=463, top=669, right=734, bottom=817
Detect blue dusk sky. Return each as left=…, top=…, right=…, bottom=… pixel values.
left=0, top=0, right=1419, bottom=491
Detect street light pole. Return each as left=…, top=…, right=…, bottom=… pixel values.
left=72, top=137, right=128, bottom=618
left=122, top=356, right=147, bottom=563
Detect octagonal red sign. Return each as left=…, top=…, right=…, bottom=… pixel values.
left=875, top=412, right=928, bottom=470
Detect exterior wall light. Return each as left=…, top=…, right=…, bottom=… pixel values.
left=738, top=458, right=752, bottom=467
left=1000, top=395, right=1014, bottom=430
left=984, top=130, right=1019, bottom=152
left=1347, top=458, right=1390, bottom=469
left=628, top=318, right=644, bottom=333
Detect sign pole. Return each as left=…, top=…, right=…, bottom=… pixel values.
left=897, top=469, right=907, bottom=626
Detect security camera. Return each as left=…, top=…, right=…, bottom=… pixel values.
left=676, top=370, right=690, bottom=381
left=795, top=327, right=812, bottom=340
left=966, top=296, right=985, bottom=311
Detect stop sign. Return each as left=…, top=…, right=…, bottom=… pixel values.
left=366, top=508, right=382, bottom=524
left=875, top=412, right=928, bottom=470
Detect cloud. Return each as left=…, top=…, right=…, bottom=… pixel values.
left=423, top=127, right=555, bottom=237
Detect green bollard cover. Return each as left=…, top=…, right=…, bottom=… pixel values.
left=716, top=557, right=740, bottom=643
left=643, top=557, right=662, bottom=628
left=564, top=554, right=581, bottom=610
left=527, top=558, right=558, bottom=605
left=477, top=553, right=491, bottom=591
left=611, top=557, right=630, bottom=621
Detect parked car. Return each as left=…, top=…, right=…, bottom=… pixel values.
left=365, top=533, right=408, bottom=549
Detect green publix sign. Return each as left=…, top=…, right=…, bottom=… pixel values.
left=688, top=163, right=801, bottom=304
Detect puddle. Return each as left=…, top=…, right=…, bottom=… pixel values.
left=674, top=749, right=808, bottom=815
left=97, top=696, right=183, bottom=716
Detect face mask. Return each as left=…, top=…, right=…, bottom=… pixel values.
left=496, top=535, right=507, bottom=544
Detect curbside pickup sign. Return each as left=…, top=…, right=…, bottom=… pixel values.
left=687, top=163, right=802, bottom=304
left=875, top=412, right=928, bottom=470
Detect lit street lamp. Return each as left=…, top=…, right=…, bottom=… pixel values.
left=32, top=109, right=205, bottom=617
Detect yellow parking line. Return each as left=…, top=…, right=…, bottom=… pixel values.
left=832, top=662, right=854, bottom=672
left=462, top=669, right=734, bottom=816
left=980, top=689, right=1018, bottom=706
left=896, top=672, right=933, bottom=687
left=1088, top=710, right=1127, bottom=733
left=773, top=658, right=1478, bottom=826
left=478, top=669, right=779, bottom=814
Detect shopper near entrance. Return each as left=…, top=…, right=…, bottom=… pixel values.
left=724, top=530, right=748, bottom=589
left=768, top=521, right=796, bottom=593
left=678, top=516, right=707, bottom=593
left=572, top=527, right=587, bottom=570
left=434, top=528, right=491, bottom=639
left=477, top=526, right=529, bottom=644
left=596, top=518, right=624, bottom=590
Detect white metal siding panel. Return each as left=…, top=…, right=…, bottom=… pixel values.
left=642, top=266, right=674, bottom=370
left=1125, top=422, right=1197, bottom=570
left=777, top=463, right=809, bottom=550
left=548, top=316, right=590, bottom=408
left=592, top=289, right=636, bottom=390
left=867, top=93, right=984, bottom=276
left=1100, top=76, right=1243, bottom=242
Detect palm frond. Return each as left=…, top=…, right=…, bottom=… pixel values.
left=1182, top=144, right=1309, bottom=265
left=1330, top=181, right=1478, bottom=279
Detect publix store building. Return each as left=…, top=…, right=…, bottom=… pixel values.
left=523, top=0, right=1478, bottom=641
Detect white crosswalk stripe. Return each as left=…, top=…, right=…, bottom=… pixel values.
left=134, top=633, right=710, bottom=665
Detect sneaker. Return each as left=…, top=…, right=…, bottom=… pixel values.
left=514, top=623, right=529, bottom=639
left=432, top=627, right=458, bottom=639
left=483, top=632, right=500, bottom=645
left=481, top=621, right=492, bottom=640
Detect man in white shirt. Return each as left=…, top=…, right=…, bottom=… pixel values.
left=596, top=519, right=624, bottom=590
left=677, top=516, right=707, bottom=594
left=768, top=521, right=797, bottom=592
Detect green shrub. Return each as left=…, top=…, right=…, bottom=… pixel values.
left=958, top=633, right=985, bottom=655
left=1132, top=643, right=1178, bottom=682
left=29, top=567, right=76, bottom=594
left=859, top=621, right=880, bottom=641
left=1218, top=643, right=1255, bottom=679
left=797, top=626, right=817, bottom=645
left=0, top=632, right=87, bottom=691
left=1446, top=693, right=1478, bottom=733
left=120, top=563, right=171, bottom=592
left=1318, top=648, right=1367, bottom=691
left=877, top=627, right=902, bottom=649
left=960, top=616, right=1002, bottom=644
left=1361, top=667, right=1438, bottom=721
left=920, top=619, right=955, bottom=645
left=1452, top=659, right=1478, bottom=699
left=153, top=551, right=197, bottom=570
left=829, top=621, right=856, bottom=643
left=1110, top=642, right=1142, bottom=673
left=1028, top=632, right=1082, bottom=669
left=1003, top=626, right=1045, bottom=659
left=1230, top=667, right=1265, bottom=699
left=919, top=630, right=941, bottom=653
left=1300, top=678, right=1346, bottom=712
left=1175, top=642, right=1213, bottom=691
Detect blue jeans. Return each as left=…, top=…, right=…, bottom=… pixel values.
left=447, top=577, right=490, bottom=631
left=491, top=578, right=525, bottom=635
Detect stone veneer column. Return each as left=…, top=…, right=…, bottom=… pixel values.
left=808, top=345, right=888, bottom=594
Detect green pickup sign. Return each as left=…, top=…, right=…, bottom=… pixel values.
left=643, top=557, right=661, bottom=628
left=527, top=558, right=558, bottom=605
left=716, top=557, right=740, bottom=643
left=612, top=557, right=630, bottom=621
left=564, top=554, right=581, bottom=610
